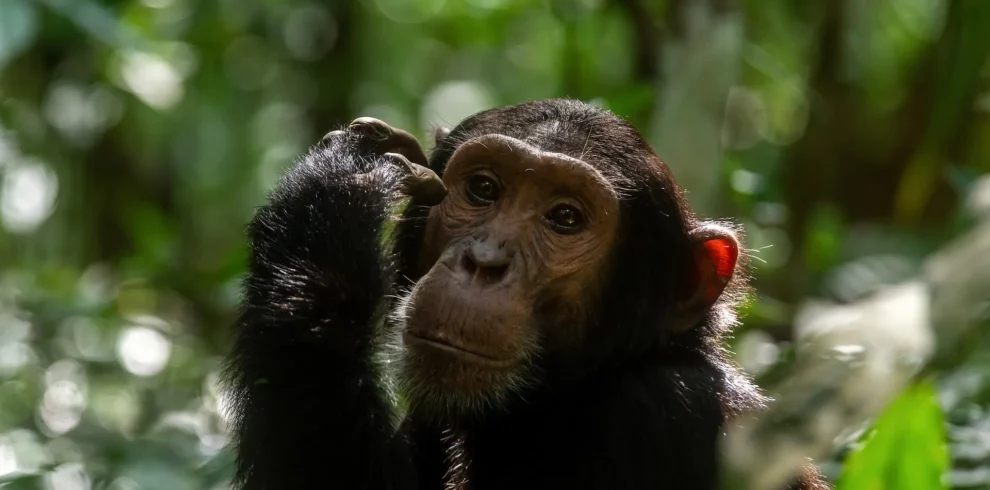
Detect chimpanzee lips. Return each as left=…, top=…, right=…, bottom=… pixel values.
left=403, top=331, right=517, bottom=368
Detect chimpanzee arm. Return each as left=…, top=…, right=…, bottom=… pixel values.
left=222, top=120, right=443, bottom=490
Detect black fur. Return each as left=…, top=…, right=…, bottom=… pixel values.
left=223, top=99, right=827, bottom=490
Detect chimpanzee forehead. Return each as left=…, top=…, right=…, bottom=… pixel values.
left=455, top=111, right=628, bottom=163
left=435, top=99, right=666, bottom=197
left=520, top=119, right=596, bottom=154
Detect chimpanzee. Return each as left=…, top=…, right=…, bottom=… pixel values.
left=221, top=99, right=828, bottom=490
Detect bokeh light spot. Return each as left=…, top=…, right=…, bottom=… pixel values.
left=0, top=429, right=52, bottom=478
left=44, top=462, right=91, bottom=490
left=0, top=441, right=16, bottom=478
left=116, top=326, right=172, bottom=377
left=91, top=385, right=141, bottom=435
left=730, top=169, right=764, bottom=195
left=118, top=51, right=185, bottom=110
left=39, top=361, right=88, bottom=436
left=0, top=342, right=35, bottom=376
left=420, top=80, right=494, bottom=133
left=735, top=330, right=781, bottom=376
left=43, top=83, right=123, bottom=147
left=1, top=159, right=59, bottom=234
left=283, top=4, right=338, bottom=61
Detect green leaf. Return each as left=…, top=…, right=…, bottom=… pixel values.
left=837, top=380, right=950, bottom=490
left=0, top=0, right=39, bottom=69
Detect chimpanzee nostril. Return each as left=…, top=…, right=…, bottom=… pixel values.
left=461, top=253, right=478, bottom=276
left=477, top=263, right=509, bottom=284
left=459, top=241, right=513, bottom=286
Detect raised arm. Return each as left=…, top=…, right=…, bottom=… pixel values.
left=222, top=118, right=445, bottom=490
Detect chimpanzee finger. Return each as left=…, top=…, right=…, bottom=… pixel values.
left=348, top=117, right=391, bottom=141
left=348, top=117, right=429, bottom=167
left=383, top=152, right=447, bottom=206
left=318, top=130, right=346, bottom=146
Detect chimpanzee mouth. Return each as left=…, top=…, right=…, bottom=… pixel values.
left=402, top=331, right=516, bottom=368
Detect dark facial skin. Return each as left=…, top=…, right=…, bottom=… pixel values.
left=393, top=134, right=621, bottom=411
left=390, top=127, right=739, bottom=420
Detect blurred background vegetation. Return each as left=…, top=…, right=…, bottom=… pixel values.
left=0, top=0, right=988, bottom=488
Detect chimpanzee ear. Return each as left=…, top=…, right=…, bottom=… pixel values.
left=671, top=223, right=740, bottom=332
left=434, top=127, right=451, bottom=147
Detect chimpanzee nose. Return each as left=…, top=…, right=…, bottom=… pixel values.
left=459, top=240, right=512, bottom=286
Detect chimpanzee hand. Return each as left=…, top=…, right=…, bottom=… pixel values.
left=233, top=117, right=442, bottom=490
left=322, top=117, right=447, bottom=206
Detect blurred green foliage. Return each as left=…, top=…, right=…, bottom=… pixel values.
left=838, top=380, right=950, bottom=490
left=0, top=0, right=988, bottom=489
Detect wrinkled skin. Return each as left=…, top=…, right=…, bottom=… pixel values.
left=394, top=134, right=623, bottom=414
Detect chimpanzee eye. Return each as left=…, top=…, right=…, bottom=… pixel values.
left=466, top=174, right=500, bottom=205
left=546, top=204, right=586, bottom=234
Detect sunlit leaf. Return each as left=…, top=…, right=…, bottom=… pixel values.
left=837, top=380, right=950, bottom=490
